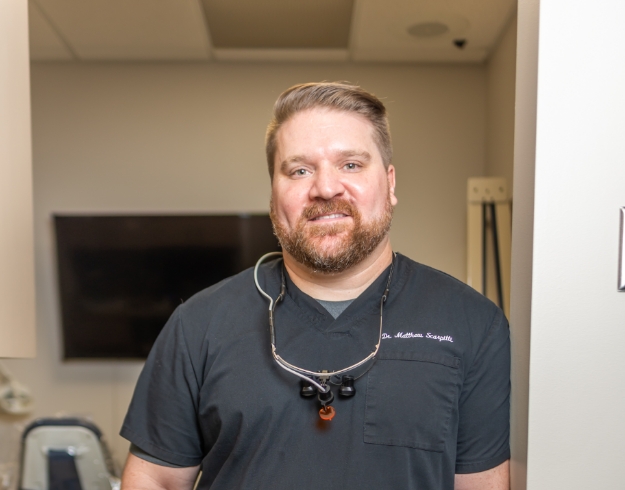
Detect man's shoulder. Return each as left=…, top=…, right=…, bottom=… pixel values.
left=162, top=266, right=267, bottom=355
left=187, top=267, right=255, bottom=303
left=397, top=253, right=481, bottom=293
left=396, top=253, right=503, bottom=320
left=177, top=266, right=260, bottom=321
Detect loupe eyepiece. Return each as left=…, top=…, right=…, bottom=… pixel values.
left=339, top=375, right=356, bottom=397
left=300, top=379, right=317, bottom=397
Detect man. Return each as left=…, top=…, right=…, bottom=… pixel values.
left=120, top=82, right=510, bottom=490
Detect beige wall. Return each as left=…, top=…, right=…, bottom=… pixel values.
left=1, top=62, right=487, bottom=465
left=480, top=15, right=518, bottom=307
left=483, top=14, right=525, bottom=488
left=0, top=0, right=36, bottom=358
left=485, top=16, right=517, bottom=188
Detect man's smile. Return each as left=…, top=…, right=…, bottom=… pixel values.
left=309, top=212, right=350, bottom=221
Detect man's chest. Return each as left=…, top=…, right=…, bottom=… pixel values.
left=196, top=303, right=467, bottom=452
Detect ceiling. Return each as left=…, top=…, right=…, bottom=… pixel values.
left=28, top=0, right=516, bottom=63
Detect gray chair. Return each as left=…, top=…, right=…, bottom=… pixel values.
left=19, top=418, right=120, bottom=490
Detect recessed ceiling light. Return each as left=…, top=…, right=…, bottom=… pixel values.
left=407, top=22, right=449, bottom=38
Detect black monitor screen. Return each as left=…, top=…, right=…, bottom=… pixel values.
left=54, top=215, right=280, bottom=359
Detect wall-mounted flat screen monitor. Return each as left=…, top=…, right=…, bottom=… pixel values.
left=54, top=215, right=280, bottom=359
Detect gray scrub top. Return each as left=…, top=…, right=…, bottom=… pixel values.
left=121, top=254, right=510, bottom=490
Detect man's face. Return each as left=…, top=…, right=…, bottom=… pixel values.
left=270, top=107, right=397, bottom=273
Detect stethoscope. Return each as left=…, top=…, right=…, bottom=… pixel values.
left=254, top=251, right=394, bottom=420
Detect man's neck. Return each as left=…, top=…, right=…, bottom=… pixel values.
left=282, top=240, right=394, bottom=301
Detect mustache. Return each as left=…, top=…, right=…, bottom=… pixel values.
left=301, top=199, right=356, bottom=220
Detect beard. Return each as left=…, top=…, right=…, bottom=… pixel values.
left=270, top=194, right=394, bottom=274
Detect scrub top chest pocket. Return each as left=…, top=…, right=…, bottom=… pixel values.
left=364, top=351, right=461, bottom=452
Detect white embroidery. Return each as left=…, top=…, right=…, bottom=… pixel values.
left=425, top=332, right=454, bottom=343
left=382, top=332, right=454, bottom=343
left=395, top=332, right=423, bottom=339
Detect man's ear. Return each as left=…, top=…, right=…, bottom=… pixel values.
left=387, top=165, right=398, bottom=206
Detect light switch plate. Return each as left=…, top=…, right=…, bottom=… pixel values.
left=619, top=207, right=625, bottom=291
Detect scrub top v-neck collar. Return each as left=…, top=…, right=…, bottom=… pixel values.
left=279, top=258, right=398, bottom=334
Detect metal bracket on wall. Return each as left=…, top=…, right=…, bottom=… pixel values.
left=619, top=207, right=625, bottom=291
left=466, top=177, right=512, bottom=317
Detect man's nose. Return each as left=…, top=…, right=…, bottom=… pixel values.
left=309, top=167, right=345, bottom=200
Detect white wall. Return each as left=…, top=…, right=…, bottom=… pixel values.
left=483, top=9, right=531, bottom=490
left=525, top=0, right=625, bottom=487
left=485, top=16, right=532, bottom=490
left=510, top=0, right=538, bottom=487
left=1, top=62, right=487, bottom=465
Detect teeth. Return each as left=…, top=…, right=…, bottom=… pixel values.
left=316, top=213, right=344, bottom=220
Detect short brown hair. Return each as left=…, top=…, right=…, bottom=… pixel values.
left=265, top=82, right=392, bottom=178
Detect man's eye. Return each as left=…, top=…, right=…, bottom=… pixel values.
left=293, top=168, right=309, bottom=176
left=345, top=162, right=359, bottom=170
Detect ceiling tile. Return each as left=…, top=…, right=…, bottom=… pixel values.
left=352, top=47, right=488, bottom=63
left=29, top=1, right=73, bottom=60
left=351, top=0, right=515, bottom=62
left=26, top=0, right=515, bottom=63
left=34, top=0, right=211, bottom=60
left=213, top=48, right=349, bottom=62
left=202, top=0, right=354, bottom=49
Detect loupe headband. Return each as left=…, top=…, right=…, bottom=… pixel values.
left=254, top=252, right=394, bottom=392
